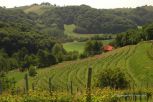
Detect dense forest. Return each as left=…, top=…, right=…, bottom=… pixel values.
left=42, top=4, right=153, bottom=34
left=11, top=3, right=153, bottom=34
left=0, top=6, right=78, bottom=73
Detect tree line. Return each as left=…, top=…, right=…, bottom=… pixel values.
left=43, top=5, right=153, bottom=34
left=113, top=23, right=153, bottom=47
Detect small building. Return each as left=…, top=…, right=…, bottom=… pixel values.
left=103, top=45, right=114, bottom=52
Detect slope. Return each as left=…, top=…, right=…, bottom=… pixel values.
left=8, top=41, right=153, bottom=90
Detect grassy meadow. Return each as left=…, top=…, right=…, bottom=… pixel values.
left=64, top=24, right=115, bottom=39
left=63, top=41, right=86, bottom=53
left=63, top=40, right=112, bottom=54
left=64, top=24, right=113, bottom=53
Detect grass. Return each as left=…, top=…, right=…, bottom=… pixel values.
left=11, top=5, right=51, bottom=15
left=24, top=5, right=53, bottom=15
left=63, top=40, right=113, bottom=54
left=63, top=41, right=86, bottom=53
left=63, top=24, right=114, bottom=53
left=64, top=24, right=116, bottom=39
left=7, top=41, right=153, bottom=91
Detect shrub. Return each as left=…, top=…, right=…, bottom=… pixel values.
left=84, top=40, right=103, bottom=56
left=79, top=53, right=88, bottom=59
left=97, top=68, right=130, bottom=89
left=29, top=66, right=37, bottom=77
left=63, top=51, right=79, bottom=61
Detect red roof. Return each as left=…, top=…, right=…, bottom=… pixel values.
left=103, top=45, right=114, bottom=51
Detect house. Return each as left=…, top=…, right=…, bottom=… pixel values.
left=103, top=45, right=114, bottom=52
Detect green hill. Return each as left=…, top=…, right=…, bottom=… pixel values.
left=12, top=4, right=54, bottom=15
left=8, top=41, right=153, bottom=91
left=24, top=5, right=54, bottom=15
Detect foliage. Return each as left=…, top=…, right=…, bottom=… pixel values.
left=84, top=40, right=103, bottom=56
left=0, top=72, right=15, bottom=91
left=0, top=89, right=120, bottom=102
left=115, top=23, right=153, bottom=47
left=44, top=5, right=153, bottom=34
left=29, top=66, right=37, bottom=77
left=97, top=68, right=130, bottom=89
left=52, top=43, right=66, bottom=62
left=63, top=51, right=79, bottom=61
left=21, top=4, right=153, bottom=34
left=37, top=50, right=57, bottom=67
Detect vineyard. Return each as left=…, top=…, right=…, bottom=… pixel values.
left=1, top=41, right=153, bottom=101
left=7, top=41, right=152, bottom=91
left=34, top=41, right=153, bottom=90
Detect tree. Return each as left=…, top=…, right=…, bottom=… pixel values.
left=0, top=56, right=9, bottom=72
left=29, top=66, right=37, bottom=77
left=37, top=49, right=57, bottom=67
left=144, top=23, right=153, bottom=40
left=24, top=54, right=39, bottom=68
left=84, top=40, right=103, bottom=56
left=52, top=43, right=66, bottom=62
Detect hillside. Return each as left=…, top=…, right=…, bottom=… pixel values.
left=12, top=4, right=54, bottom=15
left=8, top=41, right=153, bottom=91
left=10, top=4, right=153, bottom=34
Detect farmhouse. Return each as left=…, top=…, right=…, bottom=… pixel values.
left=103, top=45, right=114, bottom=52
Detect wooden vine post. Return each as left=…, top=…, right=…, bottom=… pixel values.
left=49, top=77, right=52, bottom=94
left=0, top=80, right=2, bottom=95
left=32, top=83, right=35, bottom=90
left=70, top=81, right=73, bottom=95
left=86, top=67, right=92, bottom=102
left=24, top=73, right=29, bottom=94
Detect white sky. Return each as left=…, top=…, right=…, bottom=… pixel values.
left=0, top=0, right=153, bottom=9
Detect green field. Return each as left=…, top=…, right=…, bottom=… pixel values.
left=8, top=41, right=153, bottom=91
left=64, top=24, right=115, bottom=38
left=63, top=42, right=86, bottom=53
left=63, top=40, right=112, bottom=53
left=13, top=5, right=54, bottom=15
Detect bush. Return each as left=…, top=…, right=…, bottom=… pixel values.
left=97, top=68, right=130, bottom=89
left=63, top=51, right=79, bottom=61
left=29, top=66, right=37, bottom=77
left=79, top=53, right=88, bottom=59
left=84, top=40, right=103, bottom=56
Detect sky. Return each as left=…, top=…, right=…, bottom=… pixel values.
left=0, top=0, right=153, bottom=9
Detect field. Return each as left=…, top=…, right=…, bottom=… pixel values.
left=7, top=41, right=153, bottom=91
left=63, top=42, right=86, bottom=53
left=63, top=40, right=112, bottom=54
left=13, top=5, right=54, bottom=15
left=64, top=24, right=116, bottom=39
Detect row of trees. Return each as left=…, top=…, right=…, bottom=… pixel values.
left=114, top=23, right=153, bottom=47
left=0, top=43, right=79, bottom=72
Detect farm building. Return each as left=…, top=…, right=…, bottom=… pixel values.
left=103, top=45, right=114, bottom=52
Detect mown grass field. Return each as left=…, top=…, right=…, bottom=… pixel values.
left=7, top=41, right=153, bottom=92
left=63, top=41, right=86, bottom=53
left=63, top=40, right=112, bottom=54
left=64, top=24, right=116, bottom=39
left=13, top=5, right=54, bottom=15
